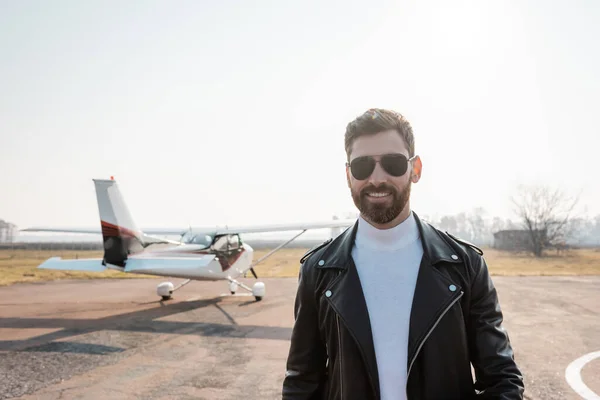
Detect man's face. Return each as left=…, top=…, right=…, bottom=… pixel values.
left=346, top=130, right=421, bottom=227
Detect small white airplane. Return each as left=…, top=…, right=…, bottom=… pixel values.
left=22, top=178, right=355, bottom=301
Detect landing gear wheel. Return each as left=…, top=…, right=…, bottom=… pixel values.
left=252, top=282, right=265, bottom=301
left=229, top=281, right=238, bottom=295
left=157, top=282, right=174, bottom=300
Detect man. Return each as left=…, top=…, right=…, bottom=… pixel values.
left=282, top=108, right=524, bottom=399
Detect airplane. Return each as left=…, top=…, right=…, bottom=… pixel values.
left=22, top=178, right=355, bottom=302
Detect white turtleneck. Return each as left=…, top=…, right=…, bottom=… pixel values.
left=351, top=211, right=423, bottom=400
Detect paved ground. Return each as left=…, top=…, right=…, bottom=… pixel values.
left=0, top=276, right=598, bottom=399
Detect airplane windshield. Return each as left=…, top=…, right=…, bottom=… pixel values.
left=182, top=232, right=214, bottom=248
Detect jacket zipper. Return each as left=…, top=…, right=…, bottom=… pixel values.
left=407, top=291, right=464, bottom=378
left=336, top=314, right=343, bottom=399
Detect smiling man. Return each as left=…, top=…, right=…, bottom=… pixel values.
left=282, top=108, right=524, bottom=399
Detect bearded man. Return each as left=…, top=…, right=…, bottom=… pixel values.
left=282, top=108, right=524, bottom=399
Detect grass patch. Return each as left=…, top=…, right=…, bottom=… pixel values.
left=1, top=247, right=599, bottom=286
left=254, top=247, right=600, bottom=278
left=480, top=247, right=600, bottom=276
left=0, top=250, right=143, bottom=286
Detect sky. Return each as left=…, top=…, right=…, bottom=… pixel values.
left=1, top=0, right=599, bottom=234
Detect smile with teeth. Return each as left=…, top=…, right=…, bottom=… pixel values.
left=367, top=192, right=391, bottom=198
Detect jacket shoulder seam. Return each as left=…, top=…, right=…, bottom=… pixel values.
left=299, top=238, right=332, bottom=264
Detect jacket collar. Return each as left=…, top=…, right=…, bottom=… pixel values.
left=316, top=211, right=462, bottom=270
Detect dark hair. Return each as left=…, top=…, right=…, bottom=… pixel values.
left=344, top=108, right=415, bottom=160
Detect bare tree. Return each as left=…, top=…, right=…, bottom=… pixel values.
left=511, top=184, right=579, bottom=257
left=466, top=207, right=488, bottom=245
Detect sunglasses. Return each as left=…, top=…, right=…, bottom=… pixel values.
left=347, top=153, right=417, bottom=180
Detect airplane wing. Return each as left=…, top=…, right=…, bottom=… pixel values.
left=22, top=219, right=357, bottom=236
left=21, top=227, right=103, bottom=234
left=212, top=219, right=356, bottom=235
left=20, top=226, right=188, bottom=235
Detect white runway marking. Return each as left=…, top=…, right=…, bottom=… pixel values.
left=565, top=351, right=600, bottom=399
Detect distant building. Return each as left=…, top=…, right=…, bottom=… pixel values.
left=0, top=219, right=17, bottom=243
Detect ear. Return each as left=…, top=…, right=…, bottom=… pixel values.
left=411, top=156, right=422, bottom=183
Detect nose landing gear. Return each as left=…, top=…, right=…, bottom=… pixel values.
left=227, top=278, right=265, bottom=301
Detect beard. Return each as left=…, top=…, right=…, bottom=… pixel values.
left=351, top=181, right=411, bottom=225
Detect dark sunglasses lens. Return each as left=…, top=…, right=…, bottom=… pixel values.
left=381, top=154, right=409, bottom=176
left=350, top=157, right=375, bottom=180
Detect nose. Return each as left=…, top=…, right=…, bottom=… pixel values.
left=368, top=162, right=388, bottom=185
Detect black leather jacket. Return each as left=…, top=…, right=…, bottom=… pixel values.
left=282, top=213, right=524, bottom=399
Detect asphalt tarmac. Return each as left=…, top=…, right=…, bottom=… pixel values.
left=0, top=276, right=598, bottom=399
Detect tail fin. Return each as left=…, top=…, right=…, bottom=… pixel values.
left=94, top=179, right=144, bottom=267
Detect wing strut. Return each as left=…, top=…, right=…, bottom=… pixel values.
left=247, top=229, right=308, bottom=277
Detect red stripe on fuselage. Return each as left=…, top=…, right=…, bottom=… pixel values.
left=219, top=248, right=245, bottom=272
left=101, top=221, right=141, bottom=240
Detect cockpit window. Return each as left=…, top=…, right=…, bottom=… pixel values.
left=212, top=235, right=229, bottom=252
left=194, top=234, right=213, bottom=246
left=182, top=232, right=213, bottom=248
left=211, top=234, right=241, bottom=252
left=228, top=234, right=240, bottom=249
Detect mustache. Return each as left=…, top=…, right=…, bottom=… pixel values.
left=360, top=184, right=397, bottom=196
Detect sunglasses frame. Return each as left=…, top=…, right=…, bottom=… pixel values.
left=346, top=153, right=418, bottom=180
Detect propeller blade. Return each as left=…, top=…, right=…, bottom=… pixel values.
left=250, top=267, right=258, bottom=279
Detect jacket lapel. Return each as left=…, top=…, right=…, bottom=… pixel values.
left=407, top=215, right=464, bottom=374
left=407, top=254, right=463, bottom=373
left=324, top=257, right=380, bottom=398
left=316, top=222, right=380, bottom=397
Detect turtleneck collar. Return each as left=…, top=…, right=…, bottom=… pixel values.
left=354, top=211, right=420, bottom=251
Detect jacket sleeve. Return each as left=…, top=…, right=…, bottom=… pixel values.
left=468, top=255, right=525, bottom=399
left=282, top=262, right=328, bottom=399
